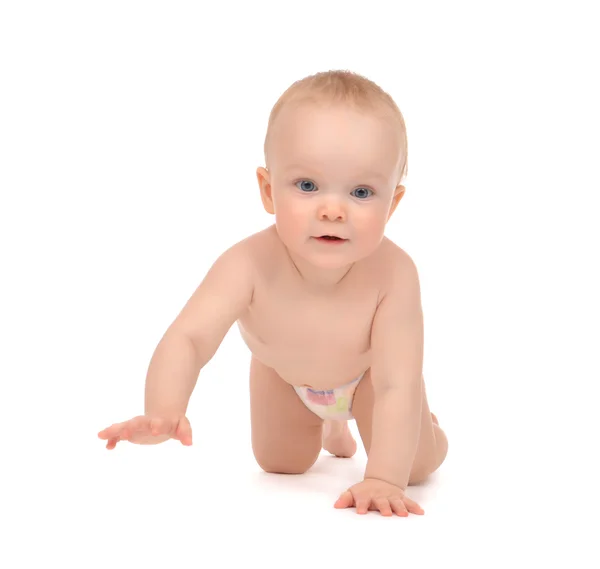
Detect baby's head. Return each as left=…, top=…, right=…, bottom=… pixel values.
left=257, top=70, right=408, bottom=268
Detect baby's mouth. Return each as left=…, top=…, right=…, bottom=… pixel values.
left=314, top=235, right=348, bottom=243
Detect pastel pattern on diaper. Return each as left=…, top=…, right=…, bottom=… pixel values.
left=294, top=372, right=365, bottom=421
left=306, top=388, right=336, bottom=405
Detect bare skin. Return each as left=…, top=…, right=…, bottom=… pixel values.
left=98, top=224, right=448, bottom=515
left=322, top=419, right=357, bottom=458
left=99, top=101, right=449, bottom=517
left=238, top=226, right=448, bottom=490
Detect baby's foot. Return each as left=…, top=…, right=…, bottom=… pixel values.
left=322, top=420, right=357, bottom=458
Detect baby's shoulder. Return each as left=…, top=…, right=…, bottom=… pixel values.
left=369, top=237, right=420, bottom=292
left=382, top=237, right=417, bottom=270
left=234, top=224, right=284, bottom=276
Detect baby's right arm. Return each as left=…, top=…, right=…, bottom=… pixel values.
left=98, top=239, right=255, bottom=448
left=146, top=239, right=256, bottom=418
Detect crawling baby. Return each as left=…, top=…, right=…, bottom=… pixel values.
left=98, top=70, right=448, bottom=517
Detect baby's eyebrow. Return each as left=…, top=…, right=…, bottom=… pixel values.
left=285, top=164, right=387, bottom=183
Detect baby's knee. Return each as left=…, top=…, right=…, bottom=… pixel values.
left=254, top=450, right=319, bottom=475
left=258, top=462, right=310, bottom=475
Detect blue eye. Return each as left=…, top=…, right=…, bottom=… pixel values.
left=351, top=187, right=373, bottom=199
left=296, top=180, right=317, bottom=192
left=295, top=180, right=374, bottom=199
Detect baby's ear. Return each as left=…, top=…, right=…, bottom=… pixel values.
left=257, top=167, right=275, bottom=214
left=387, top=185, right=406, bottom=219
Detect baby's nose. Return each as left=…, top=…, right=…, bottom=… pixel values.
left=318, top=201, right=346, bottom=221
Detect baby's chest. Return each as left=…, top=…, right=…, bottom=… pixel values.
left=247, top=288, right=379, bottom=354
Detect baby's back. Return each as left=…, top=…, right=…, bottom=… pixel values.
left=237, top=224, right=401, bottom=389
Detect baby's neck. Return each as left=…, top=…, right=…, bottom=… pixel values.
left=285, top=249, right=355, bottom=292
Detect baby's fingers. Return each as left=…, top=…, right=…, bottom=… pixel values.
left=98, top=421, right=127, bottom=440
left=334, top=490, right=354, bottom=509
left=174, top=417, right=193, bottom=445
left=390, top=498, right=409, bottom=517
left=98, top=416, right=147, bottom=445
left=98, top=422, right=125, bottom=450
left=402, top=496, right=424, bottom=515
left=374, top=497, right=394, bottom=517
left=118, top=416, right=150, bottom=441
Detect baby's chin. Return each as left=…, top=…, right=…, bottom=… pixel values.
left=299, top=246, right=371, bottom=271
left=285, top=245, right=350, bottom=269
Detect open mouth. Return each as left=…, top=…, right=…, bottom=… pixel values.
left=315, top=235, right=347, bottom=242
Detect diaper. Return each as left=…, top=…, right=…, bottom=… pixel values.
left=293, top=372, right=366, bottom=421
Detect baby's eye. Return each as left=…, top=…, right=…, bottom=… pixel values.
left=296, top=180, right=317, bottom=192
left=295, top=180, right=373, bottom=199
left=352, top=187, right=373, bottom=199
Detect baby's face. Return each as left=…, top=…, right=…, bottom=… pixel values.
left=264, top=102, right=404, bottom=269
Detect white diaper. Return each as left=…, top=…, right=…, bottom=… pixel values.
left=293, top=372, right=366, bottom=420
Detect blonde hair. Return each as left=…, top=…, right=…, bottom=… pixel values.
left=263, top=69, right=408, bottom=185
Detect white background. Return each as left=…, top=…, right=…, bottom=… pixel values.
left=1, top=1, right=598, bottom=567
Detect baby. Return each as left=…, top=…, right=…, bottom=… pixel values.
left=98, top=70, right=448, bottom=517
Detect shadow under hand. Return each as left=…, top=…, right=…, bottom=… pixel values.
left=251, top=451, right=443, bottom=511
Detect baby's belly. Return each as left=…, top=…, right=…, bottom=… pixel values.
left=236, top=321, right=371, bottom=389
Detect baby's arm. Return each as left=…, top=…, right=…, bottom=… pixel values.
left=101, top=240, right=255, bottom=446
left=364, top=253, right=424, bottom=488
left=145, top=240, right=255, bottom=419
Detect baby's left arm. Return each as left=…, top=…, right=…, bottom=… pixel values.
left=364, top=254, right=424, bottom=490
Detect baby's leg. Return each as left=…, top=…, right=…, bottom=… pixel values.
left=249, top=355, right=323, bottom=474
left=352, top=370, right=448, bottom=485
left=322, top=419, right=357, bottom=458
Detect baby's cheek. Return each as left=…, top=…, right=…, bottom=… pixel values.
left=284, top=199, right=309, bottom=229
left=355, top=208, right=385, bottom=233
left=355, top=212, right=388, bottom=249
left=274, top=198, right=306, bottom=239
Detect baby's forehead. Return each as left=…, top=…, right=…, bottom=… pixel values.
left=269, top=101, right=403, bottom=179
left=279, top=159, right=390, bottom=183
left=281, top=101, right=384, bottom=127
left=278, top=104, right=398, bottom=147
left=283, top=159, right=384, bottom=175
left=276, top=138, right=397, bottom=175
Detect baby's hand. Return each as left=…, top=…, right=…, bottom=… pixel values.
left=97, top=415, right=193, bottom=449
left=334, top=478, right=424, bottom=517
